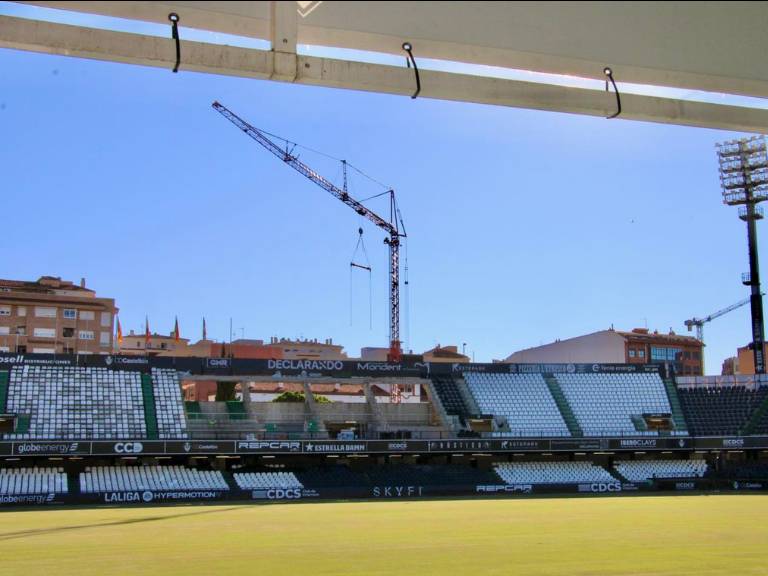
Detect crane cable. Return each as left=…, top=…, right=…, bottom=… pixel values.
left=247, top=124, right=393, bottom=191
left=350, top=227, right=373, bottom=330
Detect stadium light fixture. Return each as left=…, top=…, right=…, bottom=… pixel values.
left=717, top=135, right=768, bottom=374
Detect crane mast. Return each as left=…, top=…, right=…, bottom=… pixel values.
left=212, top=101, right=405, bottom=362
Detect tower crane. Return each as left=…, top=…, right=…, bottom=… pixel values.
left=212, top=101, right=406, bottom=362
left=685, top=297, right=756, bottom=342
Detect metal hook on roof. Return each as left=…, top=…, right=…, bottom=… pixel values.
left=169, top=13, right=181, bottom=73
left=402, top=42, right=421, bottom=99
left=604, top=67, right=621, bottom=119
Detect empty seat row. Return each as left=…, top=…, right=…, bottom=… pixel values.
left=613, top=459, right=707, bottom=482
left=493, top=461, right=617, bottom=484
left=0, top=467, right=68, bottom=494
left=2, top=366, right=190, bottom=440
left=430, top=376, right=473, bottom=422
left=5, top=366, right=146, bottom=440
left=234, top=472, right=303, bottom=489
left=678, top=386, right=768, bottom=436
left=555, top=373, right=672, bottom=436
left=465, top=372, right=570, bottom=437
left=152, top=368, right=189, bottom=439
left=80, top=466, right=228, bottom=492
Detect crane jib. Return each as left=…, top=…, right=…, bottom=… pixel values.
left=212, top=101, right=405, bottom=360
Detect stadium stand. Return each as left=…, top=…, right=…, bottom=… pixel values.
left=0, top=467, right=68, bottom=494
left=613, top=459, right=707, bottom=482
left=708, top=461, right=768, bottom=480
left=465, top=372, right=570, bottom=437
left=80, top=466, right=228, bottom=492
left=365, top=464, right=500, bottom=486
left=430, top=375, right=473, bottom=423
left=242, top=465, right=501, bottom=488
left=151, top=369, right=189, bottom=439
left=234, top=471, right=303, bottom=490
left=493, top=461, right=617, bottom=484
left=678, top=385, right=768, bottom=436
left=1, top=366, right=189, bottom=440
left=4, top=366, right=146, bottom=439
left=554, top=372, right=674, bottom=436
left=295, top=466, right=369, bottom=488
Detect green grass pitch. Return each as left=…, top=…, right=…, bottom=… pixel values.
left=0, top=495, right=766, bottom=575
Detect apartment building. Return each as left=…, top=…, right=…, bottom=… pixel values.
left=0, top=276, right=117, bottom=354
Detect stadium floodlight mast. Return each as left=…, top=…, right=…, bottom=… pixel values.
left=717, top=135, right=768, bottom=374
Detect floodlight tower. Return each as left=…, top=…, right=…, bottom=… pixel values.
left=717, top=136, right=768, bottom=374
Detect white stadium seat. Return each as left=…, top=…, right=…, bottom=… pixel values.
left=494, top=461, right=617, bottom=484
left=4, top=366, right=146, bottom=440
left=614, top=459, right=707, bottom=482
left=464, top=373, right=570, bottom=437
left=2, top=366, right=189, bottom=440
left=0, top=467, right=68, bottom=494
left=233, top=472, right=304, bottom=490
left=79, top=465, right=228, bottom=492
left=152, top=368, right=189, bottom=440
left=555, top=373, right=672, bottom=436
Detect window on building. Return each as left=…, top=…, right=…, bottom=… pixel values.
left=17, top=307, right=25, bottom=317
left=35, top=307, right=56, bottom=318
left=16, top=345, right=26, bottom=354
left=32, top=348, right=55, bottom=354
left=638, top=350, right=645, bottom=358
left=0, top=327, right=9, bottom=336
left=78, top=330, right=94, bottom=340
left=79, top=311, right=95, bottom=321
left=62, top=309, right=76, bottom=320
left=650, top=347, right=681, bottom=362
left=100, top=332, right=110, bottom=346
left=0, top=306, right=10, bottom=317
left=628, top=350, right=636, bottom=358
left=0, top=347, right=9, bottom=353
left=16, top=326, right=26, bottom=336
left=684, top=351, right=691, bottom=360
left=33, top=327, right=55, bottom=338
left=63, top=347, right=74, bottom=354
left=693, top=351, right=701, bottom=360
left=62, top=327, right=74, bottom=338
left=100, top=312, right=111, bottom=327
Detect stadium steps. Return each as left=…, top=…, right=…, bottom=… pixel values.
left=185, top=401, right=204, bottom=420
left=303, top=382, right=328, bottom=434
left=543, top=374, right=583, bottom=437
left=663, top=379, right=689, bottom=434
left=0, top=370, right=8, bottom=412
left=226, top=401, right=248, bottom=421
left=363, top=382, right=383, bottom=433
left=423, top=379, right=462, bottom=432
left=742, top=391, right=768, bottom=435
left=630, top=415, right=648, bottom=432
left=141, top=373, right=159, bottom=440
left=607, top=465, right=632, bottom=484
left=456, top=377, right=482, bottom=419
left=14, top=414, right=30, bottom=433
left=221, top=471, right=240, bottom=492
left=70, top=472, right=82, bottom=495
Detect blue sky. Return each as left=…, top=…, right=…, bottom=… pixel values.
left=0, top=4, right=764, bottom=372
